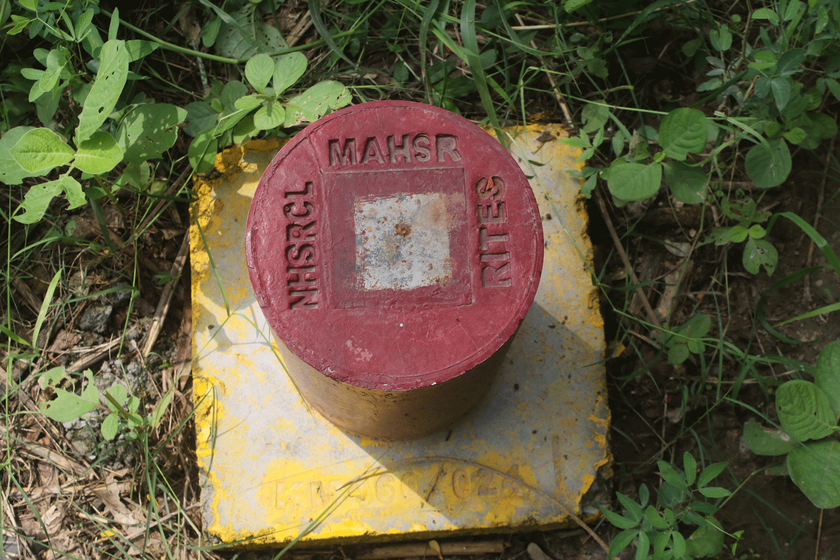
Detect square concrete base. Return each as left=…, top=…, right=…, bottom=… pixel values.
left=191, top=126, right=611, bottom=547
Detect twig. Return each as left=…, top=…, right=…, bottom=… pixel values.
left=595, top=188, right=662, bottom=329
left=143, top=232, right=190, bottom=358
left=816, top=508, right=824, bottom=560
left=357, top=541, right=505, bottom=559
left=287, top=10, right=313, bottom=48
left=514, top=14, right=573, bottom=126
left=803, top=134, right=836, bottom=302
left=65, top=336, right=128, bottom=373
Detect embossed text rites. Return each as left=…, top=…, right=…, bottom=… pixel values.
left=285, top=181, right=319, bottom=309
left=476, top=176, right=511, bottom=287
left=328, top=133, right=462, bottom=166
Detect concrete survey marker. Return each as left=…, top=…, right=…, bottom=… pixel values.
left=245, top=102, right=544, bottom=440
left=192, top=113, right=610, bottom=546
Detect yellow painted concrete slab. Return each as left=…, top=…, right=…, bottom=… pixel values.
left=191, top=126, right=610, bottom=547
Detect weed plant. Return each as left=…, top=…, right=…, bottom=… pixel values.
left=1, top=0, right=839, bottom=558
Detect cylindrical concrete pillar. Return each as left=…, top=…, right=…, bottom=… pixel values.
left=245, top=101, right=543, bottom=440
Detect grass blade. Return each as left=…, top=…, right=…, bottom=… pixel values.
left=419, top=0, right=440, bottom=103
left=460, top=0, right=504, bottom=143
left=32, top=268, right=61, bottom=348
left=308, top=0, right=354, bottom=66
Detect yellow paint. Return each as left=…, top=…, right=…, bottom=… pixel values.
left=192, top=127, right=611, bottom=547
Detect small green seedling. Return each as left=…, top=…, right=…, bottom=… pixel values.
left=743, top=340, right=840, bottom=508
left=601, top=452, right=732, bottom=560
left=39, top=366, right=172, bottom=442
left=704, top=193, right=778, bottom=276
left=658, top=313, right=712, bottom=366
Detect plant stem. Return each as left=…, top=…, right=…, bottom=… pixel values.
left=100, top=8, right=354, bottom=65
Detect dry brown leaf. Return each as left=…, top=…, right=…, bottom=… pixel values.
left=91, top=475, right=145, bottom=528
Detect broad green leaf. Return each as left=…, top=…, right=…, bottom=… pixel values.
left=742, top=238, right=777, bottom=275
left=827, top=78, right=840, bottom=101
left=783, top=127, right=807, bottom=144
left=202, top=16, right=222, bottom=48
left=284, top=80, right=351, bottom=126
left=15, top=181, right=62, bottom=224
left=659, top=108, right=707, bottom=160
left=234, top=95, right=263, bottom=111
left=74, top=130, right=123, bottom=174
left=245, top=53, right=274, bottom=93
left=124, top=40, right=158, bottom=62
left=40, top=370, right=99, bottom=422
left=776, top=48, right=806, bottom=76
left=565, top=0, right=595, bottom=12
left=743, top=418, right=798, bottom=456
left=121, top=161, right=151, bottom=189
left=221, top=80, right=249, bottom=108
left=744, top=139, right=791, bottom=189
left=105, top=384, right=127, bottom=412
left=253, top=101, right=285, bottom=130
left=635, top=530, right=649, bottom=560
left=11, top=128, right=74, bottom=172
left=770, top=77, right=791, bottom=110
left=658, top=461, right=688, bottom=489
left=776, top=380, right=836, bottom=441
left=77, top=40, right=129, bottom=143
left=671, top=531, right=686, bottom=558
left=232, top=113, right=257, bottom=144
left=600, top=506, right=638, bottom=529
left=8, top=15, right=30, bottom=35
left=581, top=103, right=609, bottom=133
left=189, top=129, right=219, bottom=173
left=663, top=161, right=706, bottom=204
left=816, top=341, right=840, bottom=417
left=117, top=103, right=187, bottom=164
left=697, top=462, right=727, bottom=487
left=151, top=391, right=173, bottom=429
left=698, top=486, right=731, bottom=498
left=101, top=413, right=119, bottom=440
left=0, top=126, right=43, bottom=184
left=214, top=4, right=286, bottom=60
left=787, top=439, right=840, bottom=508
left=273, top=52, right=308, bottom=95
left=654, top=530, right=670, bottom=557
left=608, top=528, right=638, bottom=559
left=616, top=492, right=643, bottom=522
left=668, top=344, right=690, bottom=365
left=184, top=101, right=218, bottom=137
left=683, top=453, right=697, bottom=486
left=752, top=7, right=779, bottom=24
left=15, top=175, right=84, bottom=224
left=684, top=519, right=724, bottom=558
left=607, top=162, right=661, bottom=201
left=645, top=505, right=669, bottom=529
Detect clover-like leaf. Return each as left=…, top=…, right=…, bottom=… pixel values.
left=273, top=52, right=307, bottom=95
left=787, top=439, right=840, bottom=508
left=245, top=53, right=274, bottom=93
left=659, top=108, right=708, bottom=160
left=101, top=413, right=119, bottom=440
left=188, top=128, right=218, bottom=173
left=253, top=100, right=285, bottom=131
left=776, top=380, right=836, bottom=441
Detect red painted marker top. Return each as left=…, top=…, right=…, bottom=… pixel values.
left=246, top=101, right=543, bottom=391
